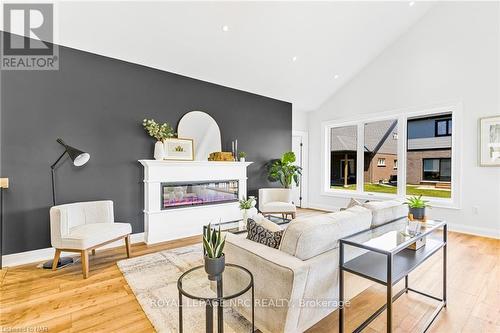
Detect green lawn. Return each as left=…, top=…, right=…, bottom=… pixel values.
left=331, top=183, right=451, bottom=198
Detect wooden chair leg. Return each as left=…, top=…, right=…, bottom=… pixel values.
left=52, top=249, right=61, bottom=271
left=292, top=212, right=296, bottom=219
left=81, top=250, right=89, bottom=279
left=125, top=235, right=131, bottom=258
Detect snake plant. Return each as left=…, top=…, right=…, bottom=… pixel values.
left=202, top=224, right=226, bottom=259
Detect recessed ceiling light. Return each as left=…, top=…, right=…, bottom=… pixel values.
left=292, top=56, right=298, bottom=62
left=334, top=74, right=340, bottom=79
left=409, top=1, right=415, bottom=7
left=222, top=25, right=229, bottom=32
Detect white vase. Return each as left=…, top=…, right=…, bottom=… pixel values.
left=153, top=141, right=165, bottom=160
left=239, top=157, right=245, bottom=162
left=242, top=209, right=249, bottom=227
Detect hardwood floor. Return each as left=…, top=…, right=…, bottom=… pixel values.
left=1, top=209, right=498, bottom=333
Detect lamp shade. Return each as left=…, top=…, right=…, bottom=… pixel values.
left=56, top=138, right=90, bottom=167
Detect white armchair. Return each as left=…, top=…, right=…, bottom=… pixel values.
left=49, top=200, right=132, bottom=278
left=258, top=188, right=296, bottom=219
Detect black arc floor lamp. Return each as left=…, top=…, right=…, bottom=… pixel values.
left=50, top=138, right=90, bottom=206
left=44, top=138, right=90, bottom=269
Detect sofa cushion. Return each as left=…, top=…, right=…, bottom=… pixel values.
left=279, top=205, right=372, bottom=260
left=59, top=222, right=132, bottom=250
left=362, top=200, right=408, bottom=227
left=253, top=214, right=282, bottom=232
left=246, top=218, right=284, bottom=249
left=261, top=201, right=296, bottom=213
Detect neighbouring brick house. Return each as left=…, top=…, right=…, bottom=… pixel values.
left=330, top=114, right=452, bottom=188
left=330, top=120, right=398, bottom=186
left=407, top=114, right=452, bottom=187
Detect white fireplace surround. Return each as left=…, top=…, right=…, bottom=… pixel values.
left=139, top=160, right=252, bottom=244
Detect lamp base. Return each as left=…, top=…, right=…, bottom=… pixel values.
left=42, top=257, right=75, bottom=270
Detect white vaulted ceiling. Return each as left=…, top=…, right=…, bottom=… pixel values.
left=7, top=1, right=436, bottom=111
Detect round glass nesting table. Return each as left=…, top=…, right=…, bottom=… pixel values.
left=177, top=263, right=254, bottom=333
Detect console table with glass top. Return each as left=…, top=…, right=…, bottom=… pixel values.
left=339, top=218, right=447, bottom=333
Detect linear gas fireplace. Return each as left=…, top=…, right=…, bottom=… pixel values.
left=161, top=180, right=239, bottom=210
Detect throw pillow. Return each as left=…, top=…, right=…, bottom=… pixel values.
left=253, top=214, right=282, bottom=232
left=347, top=198, right=363, bottom=208
left=246, top=218, right=284, bottom=249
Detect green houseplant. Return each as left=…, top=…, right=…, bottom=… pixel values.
left=202, top=223, right=226, bottom=280
left=267, top=152, right=302, bottom=188
left=238, top=151, right=247, bottom=162
left=239, top=196, right=256, bottom=225
left=142, top=119, right=175, bottom=160
left=405, top=195, right=429, bottom=220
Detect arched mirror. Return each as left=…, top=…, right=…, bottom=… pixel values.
left=177, top=111, right=222, bottom=161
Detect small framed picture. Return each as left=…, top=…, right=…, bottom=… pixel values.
left=163, top=138, right=194, bottom=161
left=479, top=116, right=500, bottom=166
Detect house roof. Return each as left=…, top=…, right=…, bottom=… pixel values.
left=331, top=120, right=398, bottom=155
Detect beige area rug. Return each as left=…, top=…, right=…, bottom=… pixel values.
left=117, top=244, right=252, bottom=333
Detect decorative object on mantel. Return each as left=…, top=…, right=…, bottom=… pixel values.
left=208, top=151, right=235, bottom=161
left=479, top=115, right=500, bottom=166
left=239, top=196, right=256, bottom=226
left=238, top=151, right=247, bottom=162
left=177, top=111, right=222, bottom=160
left=231, top=139, right=238, bottom=160
left=267, top=151, right=302, bottom=189
left=405, top=195, right=429, bottom=221
left=142, top=118, right=175, bottom=160
left=202, top=223, right=226, bottom=281
left=0, top=177, right=9, bottom=269
left=163, top=138, right=194, bottom=161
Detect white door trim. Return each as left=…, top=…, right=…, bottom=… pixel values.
left=292, top=130, right=309, bottom=208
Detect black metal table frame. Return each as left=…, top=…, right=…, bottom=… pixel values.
left=339, top=222, right=447, bottom=333
left=177, top=263, right=255, bottom=333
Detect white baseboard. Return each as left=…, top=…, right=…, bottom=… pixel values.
left=1, top=233, right=145, bottom=268
left=447, top=224, right=500, bottom=239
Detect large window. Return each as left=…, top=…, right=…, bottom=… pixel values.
left=325, top=108, right=456, bottom=203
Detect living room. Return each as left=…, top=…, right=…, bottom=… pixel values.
left=0, top=1, right=499, bottom=333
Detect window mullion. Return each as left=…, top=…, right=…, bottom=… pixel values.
left=357, top=122, right=364, bottom=194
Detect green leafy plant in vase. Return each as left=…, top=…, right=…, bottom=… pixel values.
left=239, top=196, right=256, bottom=226
left=405, top=195, right=430, bottom=220
left=267, top=151, right=302, bottom=188
left=238, top=151, right=247, bottom=162
left=142, top=119, right=175, bottom=160
left=202, top=223, right=226, bottom=280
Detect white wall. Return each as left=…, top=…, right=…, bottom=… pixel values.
left=307, top=2, right=500, bottom=238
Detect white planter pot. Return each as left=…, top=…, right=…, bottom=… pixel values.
left=239, top=157, right=245, bottom=162
left=154, top=141, right=165, bottom=160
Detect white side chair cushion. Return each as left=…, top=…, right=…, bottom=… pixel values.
left=261, top=202, right=296, bottom=213
left=59, top=222, right=132, bottom=250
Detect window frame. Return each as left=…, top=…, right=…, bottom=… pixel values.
left=321, top=103, right=462, bottom=209
left=435, top=118, right=452, bottom=137
left=377, top=158, right=386, bottom=167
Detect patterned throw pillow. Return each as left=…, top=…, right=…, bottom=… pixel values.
left=246, top=218, right=284, bottom=249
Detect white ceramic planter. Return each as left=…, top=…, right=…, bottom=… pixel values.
left=153, top=141, right=165, bottom=160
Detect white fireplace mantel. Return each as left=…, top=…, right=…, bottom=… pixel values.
left=139, top=160, right=252, bottom=244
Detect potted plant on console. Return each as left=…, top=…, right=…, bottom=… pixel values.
left=406, top=195, right=429, bottom=221
left=238, top=151, right=247, bottom=162
left=203, top=224, right=226, bottom=281
left=267, top=151, right=302, bottom=189
left=142, top=119, right=175, bottom=160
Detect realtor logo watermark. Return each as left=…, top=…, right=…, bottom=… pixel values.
left=1, top=3, right=59, bottom=70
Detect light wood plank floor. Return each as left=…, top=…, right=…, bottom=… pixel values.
left=1, top=209, right=498, bottom=332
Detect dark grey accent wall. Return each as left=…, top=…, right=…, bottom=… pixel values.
left=0, top=34, right=291, bottom=254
